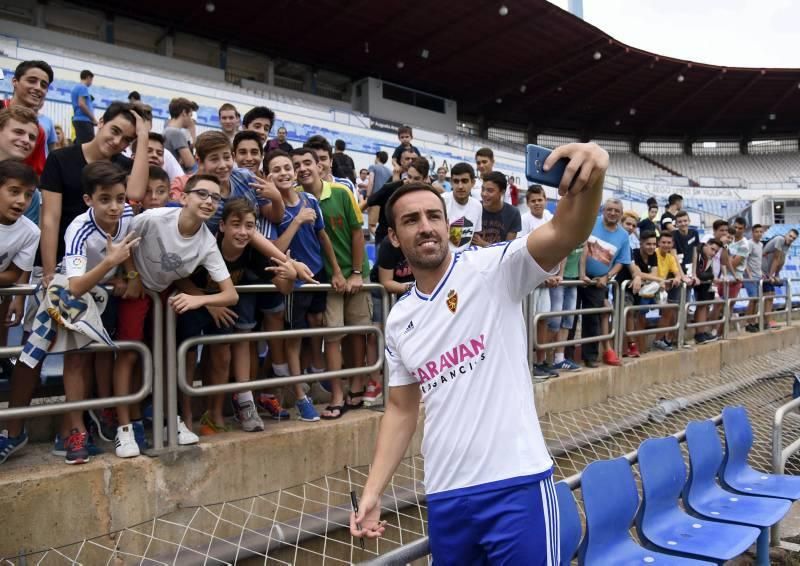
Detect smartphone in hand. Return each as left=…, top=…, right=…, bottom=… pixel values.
left=525, top=144, right=569, bottom=188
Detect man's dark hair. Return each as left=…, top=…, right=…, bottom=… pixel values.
left=526, top=185, right=545, bottom=199
left=397, top=126, right=412, bottom=137
left=734, top=217, right=747, bottom=227
left=408, top=157, right=430, bottom=178
left=450, top=162, right=475, bottom=179
left=14, top=60, right=54, bottom=84
left=128, top=91, right=141, bottom=102
left=376, top=150, right=389, bottom=164
left=304, top=135, right=333, bottom=158
left=789, top=228, right=799, bottom=237
left=334, top=139, right=346, bottom=151
left=359, top=168, right=369, bottom=175
left=101, top=101, right=137, bottom=127
left=218, top=102, right=240, bottom=118
left=657, top=232, right=674, bottom=241
left=148, top=132, right=165, bottom=146
left=233, top=130, right=264, bottom=153
left=131, top=102, right=153, bottom=122
left=706, top=238, right=723, bottom=248
left=242, top=106, right=275, bottom=129
left=168, top=97, right=198, bottom=119
left=640, top=230, right=657, bottom=241
left=646, top=197, right=658, bottom=208
left=475, top=147, right=494, bottom=160
left=263, top=149, right=291, bottom=172
left=712, top=219, right=729, bottom=231
left=79, top=69, right=93, bottom=80
left=675, top=210, right=690, bottom=220
left=222, top=197, right=257, bottom=223
left=385, top=182, right=446, bottom=230
left=482, top=171, right=507, bottom=192
left=82, top=161, right=127, bottom=196
left=0, top=160, right=37, bottom=189
left=148, top=164, right=169, bottom=184
left=290, top=147, right=319, bottom=163
left=185, top=174, right=220, bottom=193
left=668, top=193, right=683, bottom=206
left=752, top=224, right=763, bottom=231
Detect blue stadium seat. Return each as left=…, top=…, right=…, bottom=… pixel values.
left=721, top=406, right=800, bottom=499
left=636, top=436, right=760, bottom=562
left=685, top=420, right=790, bottom=566
left=579, top=457, right=714, bottom=566
left=553, top=482, right=581, bottom=566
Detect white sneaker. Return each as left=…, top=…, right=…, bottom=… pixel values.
left=176, top=417, right=199, bottom=446
left=115, top=425, right=141, bottom=458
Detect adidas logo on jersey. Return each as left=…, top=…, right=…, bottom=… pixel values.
left=402, top=320, right=415, bottom=335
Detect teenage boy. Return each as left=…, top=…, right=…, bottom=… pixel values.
left=0, top=106, right=39, bottom=162
left=639, top=199, right=659, bottom=235
left=134, top=131, right=183, bottom=181
left=128, top=174, right=239, bottom=442
left=471, top=147, right=496, bottom=200
left=163, top=97, right=198, bottom=172
left=304, top=135, right=359, bottom=200
left=0, top=161, right=40, bottom=465
left=762, top=228, right=798, bottom=327
left=366, top=148, right=418, bottom=246
left=71, top=70, right=97, bottom=143
left=56, top=162, right=141, bottom=464
left=441, top=162, right=482, bottom=251
left=660, top=193, right=683, bottom=233
left=474, top=172, right=521, bottom=245
left=269, top=149, right=343, bottom=421
left=242, top=106, right=275, bottom=146
left=743, top=223, right=765, bottom=332
left=391, top=126, right=420, bottom=170
left=233, top=130, right=264, bottom=176
left=332, top=139, right=356, bottom=184
left=520, top=185, right=552, bottom=237
left=292, top=148, right=371, bottom=419
left=693, top=239, right=723, bottom=344
left=3, top=60, right=54, bottom=175
left=179, top=198, right=295, bottom=436
left=652, top=232, right=684, bottom=350
left=673, top=211, right=699, bottom=281
left=218, top=103, right=240, bottom=142
left=367, top=151, right=392, bottom=198
left=627, top=231, right=661, bottom=355
left=722, top=217, right=750, bottom=302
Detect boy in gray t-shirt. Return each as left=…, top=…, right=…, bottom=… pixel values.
left=761, top=228, right=798, bottom=327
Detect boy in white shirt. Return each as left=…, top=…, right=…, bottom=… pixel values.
left=519, top=185, right=553, bottom=237
left=0, top=161, right=40, bottom=464
left=441, top=162, right=482, bottom=251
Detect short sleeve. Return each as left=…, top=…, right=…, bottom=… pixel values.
left=164, top=129, right=188, bottom=151
left=386, top=331, right=417, bottom=387
left=311, top=197, right=325, bottom=232
left=378, top=240, right=399, bottom=270
left=39, top=152, right=64, bottom=194
left=341, top=189, right=362, bottom=230
left=616, top=235, right=632, bottom=265
left=472, top=201, right=483, bottom=232
left=63, top=225, right=88, bottom=278
left=392, top=145, right=403, bottom=161
left=12, top=226, right=40, bottom=272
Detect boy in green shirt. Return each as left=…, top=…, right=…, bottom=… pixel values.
left=547, top=243, right=585, bottom=371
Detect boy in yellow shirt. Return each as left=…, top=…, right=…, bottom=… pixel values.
left=654, top=232, right=686, bottom=350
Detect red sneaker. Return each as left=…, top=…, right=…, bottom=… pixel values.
left=363, top=379, right=383, bottom=406
left=626, top=342, right=641, bottom=358
left=603, top=349, right=623, bottom=367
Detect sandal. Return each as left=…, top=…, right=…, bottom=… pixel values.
left=320, top=405, right=345, bottom=420
left=346, top=389, right=366, bottom=410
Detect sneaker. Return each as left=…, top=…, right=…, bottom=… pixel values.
left=296, top=397, right=320, bottom=422
left=539, top=362, right=559, bottom=377
left=131, top=421, right=149, bottom=451
left=0, top=429, right=28, bottom=464
left=552, top=359, right=581, bottom=372
left=694, top=332, right=708, bottom=344
left=258, top=394, right=291, bottom=420
left=115, top=425, right=140, bottom=458
left=626, top=342, right=641, bottom=358
left=237, top=400, right=265, bottom=432
left=745, top=323, right=759, bottom=333
left=532, top=364, right=551, bottom=380
left=652, top=339, right=673, bottom=351
left=363, top=379, right=383, bottom=406
left=198, top=411, right=230, bottom=436
left=705, top=333, right=719, bottom=343
left=52, top=434, right=67, bottom=457
left=767, top=321, right=779, bottom=329
left=0, top=358, right=14, bottom=380
left=602, top=349, right=623, bottom=366
left=173, top=417, right=199, bottom=446
left=55, top=432, right=103, bottom=456
left=88, top=408, right=117, bottom=442
left=64, top=428, right=90, bottom=465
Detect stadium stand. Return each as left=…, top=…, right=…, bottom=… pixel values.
left=656, top=152, right=800, bottom=185
left=606, top=152, right=671, bottom=180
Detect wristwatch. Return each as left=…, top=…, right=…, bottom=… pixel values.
left=124, top=270, right=140, bottom=280
left=352, top=270, right=362, bottom=275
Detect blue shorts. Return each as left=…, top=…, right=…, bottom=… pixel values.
left=427, top=474, right=559, bottom=566
left=743, top=280, right=759, bottom=298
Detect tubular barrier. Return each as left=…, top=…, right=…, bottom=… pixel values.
left=762, top=278, right=794, bottom=329
left=771, top=394, right=800, bottom=545
left=164, top=283, right=390, bottom=449
left=617, top=280, right=686, bottom=349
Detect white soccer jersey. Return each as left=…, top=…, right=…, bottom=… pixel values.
left=62, top=205, right=135, bottom=283
left=442, top=192, right=483, bottom=252
left=130, top=207, right=229, bottom=292
left=0, top=216, right=40, bottom=273
left=385, top=237, right=556, bottom=497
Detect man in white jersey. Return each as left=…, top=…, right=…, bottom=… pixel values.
left=351, top=143, right=609, bottom=565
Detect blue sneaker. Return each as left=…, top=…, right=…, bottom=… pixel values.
left=65, top=429, right=90, bottom=465
left=132, top=420, right=149, bottom=451
left=296, top=397, right=320, bottom=422
left=0, top=430, right=28, bottom=464
left=552, top=359, right=581, bottom=372
left=54, top=432, right=104, bottom=457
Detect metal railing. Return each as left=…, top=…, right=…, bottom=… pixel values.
left=0, top=285, right=158, bottom=434
left=163, top=283, right=390, bottom=449
left=526, top=280, right=620, bottom=370
left=616, top=280, right=687, bottom=350
left=771, top=391, right=800, bottom=544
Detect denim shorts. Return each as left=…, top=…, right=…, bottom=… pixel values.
left=546, top=285, right=577, bottom=331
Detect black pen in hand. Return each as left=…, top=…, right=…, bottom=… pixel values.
left=350, top=490, right=365, bottom=550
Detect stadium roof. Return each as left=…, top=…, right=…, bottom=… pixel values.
left=72, top=0, right=800, bottom=141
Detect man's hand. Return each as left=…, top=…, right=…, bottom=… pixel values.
left=294, top=203, right=317, bottom=225
left=42, top=271, right=55, bottom=289
left=595, top=274, right=609, bottom=289
left=123, top=277, right=144, bottom=299
left=109, top=277, right=128, bottom=297
left=632, top=276, right=642, bottom=294
left=291, top=259, right=319, bottom=284
left=207, top=305, right=237, bottom=328
left=131, top=109, right=150, bottom=140
left=332, top=271, right=347, bottom=293
left=581, top=275, right=593, bottom=286
left=266, top=253, right=299, bottom=281
left=349, top=492, right=387, bottom=540
left=544, top=276, right=560, bottom=288
left=106, top=233, right=141, bottom=266
left=347, top=273, right=364, bottom=294
left=5, top=296, right=24, bottom=327
left=250, top=175, right=281, bottom=201
left=543, top=143, right=609, bottom=197
left=169, top=293, right=206, bottom=314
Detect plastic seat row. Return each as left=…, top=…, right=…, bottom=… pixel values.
left=557, top=406, right=800, bottom=565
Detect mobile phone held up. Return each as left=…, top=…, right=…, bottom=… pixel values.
left=525, top=144, right=571, bottom=189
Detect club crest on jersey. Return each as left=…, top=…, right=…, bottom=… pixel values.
left=446, top=289, right=458, bottom=314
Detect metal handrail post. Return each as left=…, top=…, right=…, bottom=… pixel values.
left=758, top=279, right=766, bottom=332
left=615, top=281, right=626, bottom=355
left=785, top=279, right=793, bottom=326
left=525, top=292, right=535, bottom=373
left=677, top=283, right=687, bottom=348
left=165, top=294, right=178, bottom=448
left=610, top=279, right=621, bottom=357
left=771, top=396, right=800, bottom=545
left=148, top=290, right=165, bottom=451
left=380, top=289, right=391, bottom=407
left=722, top=280, right=731, bottom=340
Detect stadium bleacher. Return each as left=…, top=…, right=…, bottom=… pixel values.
left=656, top=152, right=800, bottom=185
left=606, top=152, right=673, bottom=180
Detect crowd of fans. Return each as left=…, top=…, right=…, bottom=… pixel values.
left=0, top=59, right=794, bottom=467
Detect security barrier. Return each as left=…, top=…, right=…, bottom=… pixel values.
left=616, top=280, right=686, bottom=350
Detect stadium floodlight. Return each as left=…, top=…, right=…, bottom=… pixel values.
left=677, top=74, right=685, bottom=82
left=421, top=49, right=429, bottom=59
left=396, top=61, right=404, bottom=69
left=499, top=5, right=509, bottom=16
left=769, top=113, right=776, bottom=120
left=593, top=51, right=602, bottom=60
left=615, top=120, right=621, bottom=126
left=520, top=85, right=527, bottom=93
left=629, top=108, right=637, bottom=116
left=496, top=98, right=503, bottom=104
left=205, top=2, right=215, bottom=12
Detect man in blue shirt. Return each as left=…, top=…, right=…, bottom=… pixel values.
left=70, top=69, right=96, bottom=143
left=579, top=198, right=630, bottom=367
